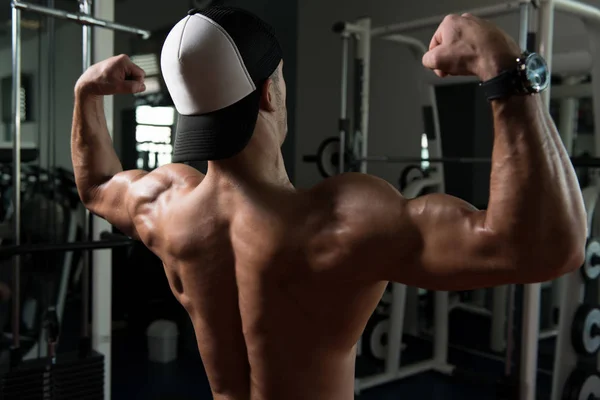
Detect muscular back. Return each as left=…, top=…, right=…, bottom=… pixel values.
left=104, top=165, right=386, bottom=399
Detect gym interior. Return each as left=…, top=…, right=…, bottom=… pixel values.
left=1, top=0, right=600, bottom=399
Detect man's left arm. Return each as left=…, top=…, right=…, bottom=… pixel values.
left=71, top=55, right=150, bottom=239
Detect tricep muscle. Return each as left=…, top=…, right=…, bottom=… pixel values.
left=396, top=194, right=516, bottom=290
left=85, top=164, right=204, bottom=240
left=329, top=174, right=517, bottom=290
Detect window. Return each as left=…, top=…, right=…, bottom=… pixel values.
left=420, top=133, right=430, bottom=170
left=135, top=105, right=176, bottom=169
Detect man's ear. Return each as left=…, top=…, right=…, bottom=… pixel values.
left=259, top=78, right=276, bottom=112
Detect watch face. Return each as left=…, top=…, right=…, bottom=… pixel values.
left=523, top=53, right=549, bottom=93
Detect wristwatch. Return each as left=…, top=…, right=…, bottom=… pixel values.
left=480, top=51, right=549, bottom=101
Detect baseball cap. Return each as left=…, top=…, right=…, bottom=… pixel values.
left=161, top=6, right=283, bottom=163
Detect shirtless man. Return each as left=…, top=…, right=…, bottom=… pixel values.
left=71, top=6, right=586, bottom=400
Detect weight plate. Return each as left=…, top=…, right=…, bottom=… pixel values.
left=578, top=374, right=600, bottom=400
left=582, top=239, right=600, bottom=281
left=369, top=319, right=389, bottom=361
left=562, top=369, right=600, bottom=400
left=399, top=165, right=425, bottom=191
left=380, top=284, right=393, bottom=305
left=316, top=137, right=341, bottom=178
left=571, top=304, right=600, bottom=356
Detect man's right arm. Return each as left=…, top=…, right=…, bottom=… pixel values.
left=334, top=15, right=586, bottom=291
left=380, top=94, right=585, bottom=290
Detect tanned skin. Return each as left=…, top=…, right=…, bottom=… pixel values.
left=71, top=14, right=586, bottom=400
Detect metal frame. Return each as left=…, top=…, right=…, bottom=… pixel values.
left=11, top=4, right=22, bottom=354
left=12, top=1, right=151, bottom=39
left=548, top=3, right=600, bottom=398
left=369, top=0, right=528, bottom=38
left=80, top=0, right=93, bottom=368
left=91, top=2, right=118, bottom=399
left=551, top=185, right=599, bottom=400
left=335, top=0, right=600, bottom=398
left=10, top=2, right=149, bottom=399
left=585, top=19, right=600, bottom=164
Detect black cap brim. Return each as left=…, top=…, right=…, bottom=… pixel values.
left=172, top=90, right=260, bottom=163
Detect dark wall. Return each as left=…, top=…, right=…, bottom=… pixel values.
left=473, top=86, right=494, bottom=208
left=436, top=82, right=493, bottom=208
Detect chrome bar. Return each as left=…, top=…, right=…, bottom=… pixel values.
left=11, top=0, right=151, bottom=39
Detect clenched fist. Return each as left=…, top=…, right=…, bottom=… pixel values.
left=75, top=54, right=146, bottom=96
left=422, top=14, right=522, bottom=81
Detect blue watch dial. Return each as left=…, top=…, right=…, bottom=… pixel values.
left=523, top=53, right=549, bottom=93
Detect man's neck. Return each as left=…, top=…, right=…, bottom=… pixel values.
left=206, top=128, right=292, bottom=190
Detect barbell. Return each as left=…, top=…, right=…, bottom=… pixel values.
left=0, top=231, right=134, bottom=258
left=304, top=137, right=600, bottom=178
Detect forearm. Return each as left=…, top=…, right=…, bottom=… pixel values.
left=485, top=94, right=586, bottom=269
left=71, top=89, right=123, bottom=202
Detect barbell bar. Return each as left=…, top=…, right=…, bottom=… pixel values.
left=303, top=136, right=600, bottom=179
left=303, top=153, right=600, bottom=167
left=0, top=231, right=135, bottom=258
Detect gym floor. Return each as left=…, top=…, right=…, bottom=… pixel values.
left=58, top=248, right=559, bottom=399
left=107, top=313, right=555, bottom=400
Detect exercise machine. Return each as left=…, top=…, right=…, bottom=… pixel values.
left=2, top=1, right=150, bottom=399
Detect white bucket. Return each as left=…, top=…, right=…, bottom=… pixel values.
left=146, top=319, right=179, bottom=364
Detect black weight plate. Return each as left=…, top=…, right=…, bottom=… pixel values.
left=581, top=239, right=600, bottom=281
left=317, top=137, right=342, bottom=178
left=399, top=165, right=425, bottom=191
left=562, top=369, right=600, bottom=400
left=571, top=304, right=600, bottom=356
left=362, top=315, right=389, bottom=362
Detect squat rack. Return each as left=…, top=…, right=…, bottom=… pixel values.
left=333, top=0, right=600, bottom=399
left=10, top=1, right=150, bottom=399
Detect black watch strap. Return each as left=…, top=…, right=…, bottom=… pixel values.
left=480, top=69, right=522, bottom=101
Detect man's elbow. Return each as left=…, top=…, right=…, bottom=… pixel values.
left=77, top=188, right=97, bottom=210
left=514, top=236, right=586, bottom=283
left=544, top=243, right=585, bottom=280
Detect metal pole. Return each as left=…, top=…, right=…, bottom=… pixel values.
left=539, top=0, right=555, bottom=105
left=499, top=0, right=531, bottom=373
left=11, top=0, right=151, bottom=39
left=557, top=76, right=579, bottom=170
left=519, top=1, right=530, bottom=49
left=385, top=283, right=406, bottom=373
left=339, top=34, right=349, bottom=174
left=433, top=291, right=449, bottom=365
left=554, top=0, right=600, bottom=24
left=47, top=0, right=55, bottom=240
left=519, top=2, right=555, bottom=399
left=584, top=21, right=600, bottom=161
left=370, top=0, right=529, bottom=38
left=92, top=2, right=116, bottom=398
left=80, top=0, right=92, bottom=343
left=357, top=18, right=371, bottom=174
left=10, top=3, right=22, bottom=353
